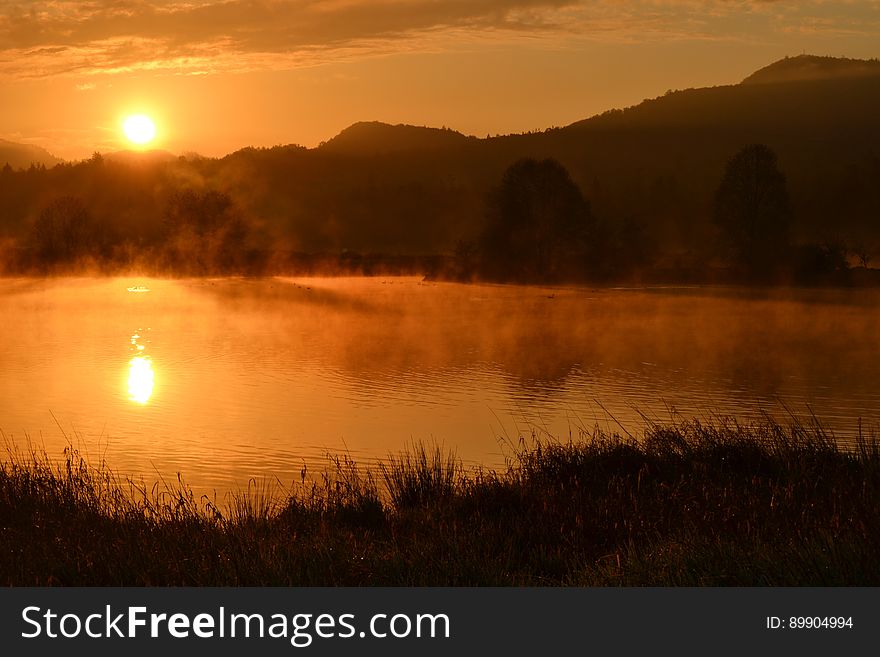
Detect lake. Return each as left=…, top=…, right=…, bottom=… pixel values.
left=1, top=276, right=878, bottom=495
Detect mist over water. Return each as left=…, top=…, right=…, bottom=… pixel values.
left=1, top=276, right=878, bottom=494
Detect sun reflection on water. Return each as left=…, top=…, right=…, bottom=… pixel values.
left=128, top=356, right=155, bottom=404
left=128, top=327, right=154, bottom=404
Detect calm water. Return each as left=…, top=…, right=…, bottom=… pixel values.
left=1, top=276, right=879, bottom=494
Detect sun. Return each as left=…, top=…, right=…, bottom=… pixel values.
left=122, top=114, right=157, bottom=146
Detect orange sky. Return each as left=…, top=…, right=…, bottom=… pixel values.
left=1, top=1, right=878, bottom=159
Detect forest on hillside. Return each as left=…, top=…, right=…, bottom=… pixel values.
left=1, top=58, right=879, bottom=283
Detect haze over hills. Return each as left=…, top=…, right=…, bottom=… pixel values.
left=742, top=54, right=880, bottom=85
left=0, top=139, right=61, bottom=170
left=320, top=121, right=475, bottom=155
left=318, top=55, right=879, bottom=160
left=318, top=54, right=880, bottom=153
left=1, top=55, right=879, bottom=274
left=103, top=149, right=178, bottom=165
left=0, top=145, right=179, bottom=169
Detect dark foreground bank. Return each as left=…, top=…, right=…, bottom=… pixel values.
left=2, top=419, right=878, bottom=586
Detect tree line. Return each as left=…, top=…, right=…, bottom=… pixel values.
left=454, top=144, right=862, bottom=284
left=0, top=144, right=873, bottom=283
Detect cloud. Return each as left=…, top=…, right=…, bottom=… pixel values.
left=0, top=1, right=877, bottom=78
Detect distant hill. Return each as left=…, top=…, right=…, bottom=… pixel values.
left=320, top=121, right=474, bottom=154
left=0, top=139, right=62, bottom=169
left=742, top=54, right=880, bottom=85
left=104, top=149, right=178, bottom=165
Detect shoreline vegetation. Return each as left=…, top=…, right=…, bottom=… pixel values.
left=2, top=418, right=878, bottom=586
left=2, top=257, right=880, bottom=288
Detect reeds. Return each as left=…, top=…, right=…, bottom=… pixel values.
left=1, top=418, right=878, bottom=585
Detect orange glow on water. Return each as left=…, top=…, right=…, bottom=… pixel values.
left=128, top=356, right=155, bottom=404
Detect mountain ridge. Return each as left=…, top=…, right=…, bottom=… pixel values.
left=0, top=139, right=62, bottom=170
left=742, top=54, right=880, bottom=85
left=313, top=55, right=880, bottom=157
left=319, top=121, right=474, bottom=155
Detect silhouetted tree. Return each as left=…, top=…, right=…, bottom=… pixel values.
left=480, top=158, right=595, bottom=281
left=714, top=144, right=792, bottom=275
left=452, top=239, right=478, bottom=280
left=165, top=189, right=238, bottom=236
left=600, top=216, right=657, bottom=279
left=30, top=196, right=98, bottom=264
left=851, top=242, right=873, bottom=269
left=163, top=189, right=263, bottom=273
left=793, top=241, right=850, bottom=284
